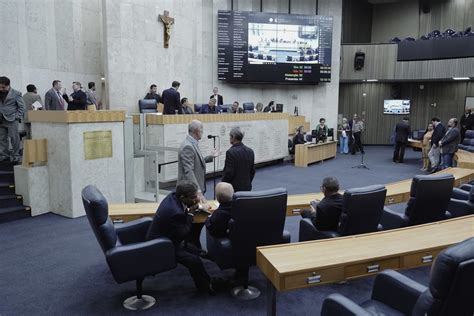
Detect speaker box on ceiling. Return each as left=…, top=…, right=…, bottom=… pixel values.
left=420, top=0, right=431, bottom=13
left=354, top=52, right=365, bottom=71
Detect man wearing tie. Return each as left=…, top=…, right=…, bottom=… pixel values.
left=439, top=118, right=461, bottom=169
left=209, top=87, right=223, bottom=106
left=44, top=80, right=66, bottom=111
left=162, top=81, right=182, bottom=114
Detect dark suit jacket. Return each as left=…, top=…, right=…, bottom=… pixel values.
left=394, top=121, right=411, bottom=143
left=209, top=94, right=223, bottom=106
left=440, top=127, right=461, bottom=154
left=222, top=142, right=255, bottom=192
left=66, top=90, right=87, bottom=110
left=199, top=104, right=222, bottom=114
left=205, top=201, right=232, bottom=238
left=460, top=113, right=474, bottom=130
left=162, top=88, right=182, bottom=114
left=144, top=92, right=161, bottom=104
left=44, top=88, right=65, bottom=110
left=146, top=192, right=193, bottom=245
left=311, top=193, right=343, bottom=231
left=431, top=122, right=447, bottom=146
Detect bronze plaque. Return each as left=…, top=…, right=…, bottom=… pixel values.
left=84, top=131, right=113, bottom=160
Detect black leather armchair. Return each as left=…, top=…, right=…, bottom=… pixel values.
left=138, top=99, right=158, bottom=113
left=81, top=185, right=176, bottom=310
left=243, top=102, right=255, bottom=113
left=206, top=188, right=290, bottom=299
left=381, top=174, right=454, bottom=229
left=321, top=237, right=474, bottom=316
left=299, top=185, right=386, bottom=242
left=447, top=185, right=474, bottom=217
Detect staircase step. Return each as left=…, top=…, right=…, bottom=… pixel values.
left=0, top=182, right=15, bottom=195
left=0, top=195, right=23, bottom=207
left=0, top=170, right=14, bottom=183
left=0, top=205, right=31, bottom=224
left=0, top=161, right=16, bottom=172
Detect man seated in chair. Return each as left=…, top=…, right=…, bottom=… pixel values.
left=146, top=181, right=221, bottom=294
left=205, top=182, right=234, bottom=238
left=300, top=177, right=343, bottom=231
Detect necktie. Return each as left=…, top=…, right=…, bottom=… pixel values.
left=57, top=92, right=65, bottom=110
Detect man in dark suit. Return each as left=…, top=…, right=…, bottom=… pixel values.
left=300, top=177, right=343, bottom=231
left=44, top=80, right=66, bottom=110
left=146, top=181, right=218, bottom=293
left=439, top=118, right=461, bottom=169
left=429, top=117, right=447, bottom=172
left=393, top=117, right=411, bottom=163
left=144, top=84, right=161, bottom=104
left=460, top=109, right=474, bottom=142
left=222, top=127, right=255, bottom=192
left=209, top=87, right=223, bottom=106
left=199, top=98, right=221, bottom=114
left=230, top=101, right=243, bottom=113
left=162, top=81, right=182, bottom=114
left=64, top=82, right=87, bottom=110
left=205, top=182, right=234, bottom=238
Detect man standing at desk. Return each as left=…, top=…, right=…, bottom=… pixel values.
left=177, top=120, right=217, bottom=248
left=162, top=81, right=182, bottom=114
left=146, top=181, right=219, bottom=294
left=300, top=177, right=343, bottom=231
left=222, top=127, right=255, bottom=192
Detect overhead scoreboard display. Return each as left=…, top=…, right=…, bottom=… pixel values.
left=218, top=10, right=333, bottom=84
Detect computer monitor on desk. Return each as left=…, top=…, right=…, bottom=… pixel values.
left=311, top=129, right=327, bottom=143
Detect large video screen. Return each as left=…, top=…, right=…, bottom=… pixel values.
left=384, top=100, right=411, bottom=115
left=218, top=10, right=333, bottom=84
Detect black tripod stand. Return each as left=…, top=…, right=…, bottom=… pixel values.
left=207, top=135, right=218, bottom=200
left=352, top=151, right=369, bottom=169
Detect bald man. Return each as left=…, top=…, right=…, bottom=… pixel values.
left=205, top=182, right=234, bottom=238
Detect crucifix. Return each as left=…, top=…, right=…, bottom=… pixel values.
left=159, top=10, right=174, bottom=48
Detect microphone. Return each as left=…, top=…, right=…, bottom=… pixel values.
left=207, top=135, right=218, bottom=139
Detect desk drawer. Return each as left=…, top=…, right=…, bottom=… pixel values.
left=345, top=258, right=400, bottom=278
left=385, top=195, right=404, bottom=205
left=402, top=248, right=443, bottom=268
left=284, top=267, right=344, bottom=290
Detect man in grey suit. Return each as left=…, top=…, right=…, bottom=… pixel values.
left=0, top=76, right=26, bottom=162
left=439, top=118, right=461, bottom=169
left=177, top=120, right=217, bottom=250
left=44, top=80, right=66, bottom=110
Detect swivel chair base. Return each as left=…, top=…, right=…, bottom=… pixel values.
left=231, top=286, right=261, bottom=300
left=123, top=295, right=156, bottom=310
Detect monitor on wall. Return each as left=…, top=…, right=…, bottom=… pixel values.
left=384, top=100, right=411, bottom=115
left=217, top=10, right=333, bottom=84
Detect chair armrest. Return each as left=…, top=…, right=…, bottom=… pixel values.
left=106, top=237, right=176, bottom=283
left=460, top=184, right=472, bottom=191
left=380, top=207, right=408, bottom=230
left=447, top=199, right=474, bottom=218
left=298, top=219, right=339, bottom=241
left=115, top=217, right=153, bottom=244
left=451, top=187, right=469, bottom=200
left=372, top=270, right=426, bottom=315
left=321, top=293, right=371, bottom=316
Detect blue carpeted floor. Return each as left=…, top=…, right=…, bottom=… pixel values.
left=0, top=146, right=431, bottom=315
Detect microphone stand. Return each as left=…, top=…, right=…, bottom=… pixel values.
left=212, top=136, right=217, bottom=200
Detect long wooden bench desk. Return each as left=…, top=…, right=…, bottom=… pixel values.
left=256, top=215, right=474, bottom=316
left=109, top=168, right=474, bottom=222
left=455, top=149, right=474, bottom=169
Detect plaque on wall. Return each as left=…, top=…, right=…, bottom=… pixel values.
left=84, top=131, right=113, bottom=160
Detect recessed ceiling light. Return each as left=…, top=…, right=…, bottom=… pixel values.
left=453, top=77, right=470, bottom=80
left=366, top=79, right=378, bottom=82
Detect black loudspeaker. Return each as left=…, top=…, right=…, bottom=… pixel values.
left=354, top=52, right=365, bottom=70
left=420, top=0, right=431, bottom=13
left=391, top=84, right=402, bottom=99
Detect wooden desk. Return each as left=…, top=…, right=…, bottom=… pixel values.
left=109, top=201, right=218, bottom=224
left=455, top=149, right=474, bottom=169
left=257, top=215, right=474, bottom=315
left=295, top=141, right=337, bottom=167
left=108, top=168, right=474, bottom=221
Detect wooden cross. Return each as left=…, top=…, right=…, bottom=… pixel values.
left=159, top=10, right=174, bottom=48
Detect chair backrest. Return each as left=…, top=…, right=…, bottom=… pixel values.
left=138, top=99, right=158, bottom=113
left=405, top=174, right=454, bottom=225
left=243, top=102, right=254, bottom=113
left=413, top=237, right=474, bottom=316
left=81, top=185, right=118, bottom=253
left=338, top=185, right=386, bottom=236
left=465, top=130, right=474, bottom=140
left=221, top=104, right=232, bottom=113
left=194, top=103, right=204, bottom=112
left=229, top=188, right=287, bottom=268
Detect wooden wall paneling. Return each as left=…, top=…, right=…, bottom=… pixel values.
left=394, top=58, right=474, bottom=80
left=419, top=0, right=474, bottom=36
left=340, top=44, right=397, bottom=81
left=342, top=0, right=373, bottom=43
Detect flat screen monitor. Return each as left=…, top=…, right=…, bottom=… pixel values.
left=217, top=10, right=333, bottom=84
left=384, top=99, right=411, bottom=115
